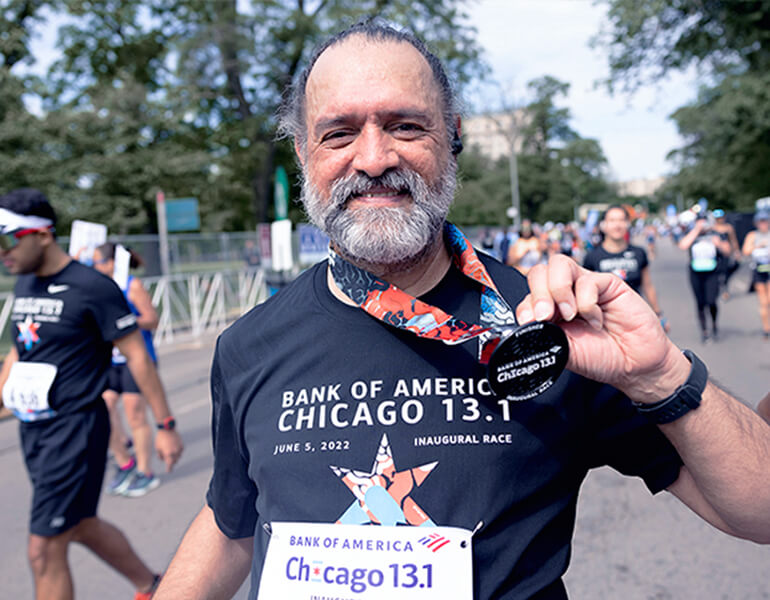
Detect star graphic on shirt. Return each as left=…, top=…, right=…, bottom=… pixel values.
left=330, top=433, right=438, bottom=527
left=16, top=315, right=41, bottom=350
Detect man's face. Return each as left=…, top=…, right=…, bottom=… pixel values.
left=1, top=229, right=47, bottom=275
left=297, top=36, right=456, bottom=269
left=602, top=208, right=629, bottom=241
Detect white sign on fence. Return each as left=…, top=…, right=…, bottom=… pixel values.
left=68, top=220, right=107, bottom=265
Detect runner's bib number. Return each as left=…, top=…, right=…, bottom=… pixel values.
left=753, top=245, right=770, bottom=272
left=2, top=362, right=58, bottom=422
left=691, top=238, right=717, bottom=272
left=258, top=522, right=473, bottom=599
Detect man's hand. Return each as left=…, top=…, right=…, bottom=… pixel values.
left=515, top=254, right=690, bottom=403
left=156, top=429, right=184, bottom=472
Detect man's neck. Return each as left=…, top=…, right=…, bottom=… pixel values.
left=327, top=235, right=452, bottom=306
left=35, top=245, right=72, bottom=278
left=602, top=238, right=627, bottom=254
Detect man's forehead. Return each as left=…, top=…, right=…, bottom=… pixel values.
left=305, top=36, right=440, bottom=116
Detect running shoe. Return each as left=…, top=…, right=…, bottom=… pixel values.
left=134, top=573, right=162, bottom=600
left=107, top=461, right=137, bottom=495
left=123, top=471, right=160, bottom=498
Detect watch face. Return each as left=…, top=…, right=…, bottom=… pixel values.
left=486, top=321, right=569, bottom=400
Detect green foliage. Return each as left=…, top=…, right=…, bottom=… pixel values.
left=595, top=0, right=770, bottom=210
left=453, top=76, right=614, bottom=226
left=450, top=151, right=512, bottom=226
left=1, top=0, right=487, bottom=233
left=667, top=71, right=770, bottom=211
left=594, top=0, right=770, bottom=92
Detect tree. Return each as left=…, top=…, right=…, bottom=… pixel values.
left=0, top=1, right=63, bottom=193
left=21, top=0, right=486, bottom=233
left=517, top=76, right=609, bottom=223
left=594, top=0, right=770, bottom=210
left=454, top=75, right=612, bottom=225
left=666, top=71, right=770, bottom=210
left=594, top=0, right=770, bottom=92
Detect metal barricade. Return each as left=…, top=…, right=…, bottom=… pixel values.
left=0, top=267, right=269, bottom=351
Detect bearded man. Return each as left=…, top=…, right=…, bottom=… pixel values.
left=155, top=22, right=770, bottom=600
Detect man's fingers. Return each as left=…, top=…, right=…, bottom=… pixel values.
left=518, top=256, right=583, bottom=324
left=574, top=274, right=603, bottom=330
left=516, top=293, right=535, bottom=324
left=157, top=434, right=184, bottom=472
left=516, top=256, right=612, bottom=331
left=525, top=264, right=556, bottom=322
left=546, top=255, right=581, bottom=321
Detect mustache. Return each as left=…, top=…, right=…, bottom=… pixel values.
left=328, top=169, right=422, bottom=209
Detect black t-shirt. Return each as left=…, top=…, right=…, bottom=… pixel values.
left=206, top=255, right=682, bottom=600
left=10, top=260, right=138, bottom=417
left=582, top=244, right=648, bottom=294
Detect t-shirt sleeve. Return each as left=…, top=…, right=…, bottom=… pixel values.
left=88, top=273, right=138, bottom=342
left=582, top=251, right=598, bottom=272
left=638, top=247, right=649, bottom=271
left=206, top=339, right=259, bottom=538
left=584, top=382, right=683, bottom=494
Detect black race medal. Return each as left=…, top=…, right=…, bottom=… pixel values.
left=486, top=321, right=569, bottom=400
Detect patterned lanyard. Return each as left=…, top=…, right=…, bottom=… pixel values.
left=328, top=222, right=517, bottom=364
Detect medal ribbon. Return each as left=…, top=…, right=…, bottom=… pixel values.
left=328, top=222, right=517, bottom=364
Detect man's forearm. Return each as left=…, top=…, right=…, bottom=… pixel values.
left=125, top=350, right=171, bottom=422
left=0, top=347, right=18, bottom=408
left=154, top=504, right=253, bottom=599
left=661, top=382, right=770, bottom=542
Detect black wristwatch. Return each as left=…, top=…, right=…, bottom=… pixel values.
left=157, top=416, right=176, bottom=431
left=634, top=350, right=708, bottom=424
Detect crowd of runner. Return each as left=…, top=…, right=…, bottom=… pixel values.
left=478, top=205, right=770, bottom=343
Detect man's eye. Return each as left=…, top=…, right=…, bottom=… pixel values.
left=322, top=131, right=352, bottom=143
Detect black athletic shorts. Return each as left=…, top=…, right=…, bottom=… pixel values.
left=20, top=402, right=109, bottom=536
left=107, top=363, right=141, bottom=394
left=753, top=269, right=770, bottom=285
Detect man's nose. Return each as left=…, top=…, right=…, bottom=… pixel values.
left=351, top=126, right=399, bottom=178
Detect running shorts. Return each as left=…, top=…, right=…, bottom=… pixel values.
left=107, top=363, right=141, bottom=395
left=20, top=402, right=109, bottom=536
left=753, top=270, right=770, bottom=285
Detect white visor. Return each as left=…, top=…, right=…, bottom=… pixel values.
left=0, top=208, right=54, bottom=234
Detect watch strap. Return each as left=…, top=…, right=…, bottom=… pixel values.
left=634, top=350, right=708, bottom=424
left=157, top=416, right=176, bottom=431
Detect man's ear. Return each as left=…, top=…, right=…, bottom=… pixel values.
left=39, top=229, right=55, bottom=248
left=294, top=137, right=305, bottom=167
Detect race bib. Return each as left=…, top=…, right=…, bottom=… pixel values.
left=3, top=361, right=58, bottom=422
left=752, top=245, right=770, bottom=269
left=691, top=238, right=717, bottom=272
left=258, top=522, right=473, bottom=599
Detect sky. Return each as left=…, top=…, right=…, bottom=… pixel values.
left=467, top=0, right=699, bottom=182
left=24, top=0, right=697, bottom=182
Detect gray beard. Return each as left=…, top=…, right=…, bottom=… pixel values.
left=300, top=162, right=457, bottom=272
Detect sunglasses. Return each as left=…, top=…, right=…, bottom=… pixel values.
left=0, top=227, right=47, bottom=251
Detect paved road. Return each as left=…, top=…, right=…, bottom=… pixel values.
left=0, top=239, right=768, bottom=599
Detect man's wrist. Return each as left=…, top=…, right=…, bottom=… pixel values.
left=157, top=416, right=176, bottom=431
left=623, top=343, right=691, bottom=405
left=633, top=350, right=708, bottom=424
